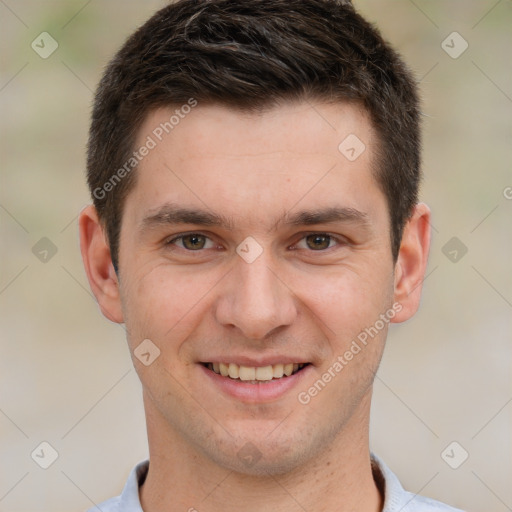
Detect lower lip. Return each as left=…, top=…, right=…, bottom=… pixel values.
left=199, top=364, right=312, bottom=403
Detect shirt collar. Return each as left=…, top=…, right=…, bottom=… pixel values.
left=115, top=454, right=458, bottom=512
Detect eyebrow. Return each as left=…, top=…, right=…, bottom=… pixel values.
left=282, top=207, right=369, bottom=229
left=139, top=202, right=370, bottom=233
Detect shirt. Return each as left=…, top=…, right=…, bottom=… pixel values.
left=89, top=454, right=465, bottom=511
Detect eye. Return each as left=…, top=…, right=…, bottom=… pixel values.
left=167, top=233, right=216, bottom=251
left=295, top=233, right=340, bottom=251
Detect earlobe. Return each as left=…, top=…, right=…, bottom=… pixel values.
left=391, top=203, right=431, bottom=323
left=79, top=205, right=124, bottom=324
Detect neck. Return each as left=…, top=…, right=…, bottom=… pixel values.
left=140, top=391, right=382, bottom=512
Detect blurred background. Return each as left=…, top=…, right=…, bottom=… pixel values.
left=0, top=1, right=511, bottom=510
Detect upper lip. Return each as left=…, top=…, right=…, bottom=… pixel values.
left=200, top=356, right=311, bottom=367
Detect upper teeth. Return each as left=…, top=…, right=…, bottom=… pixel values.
left=208, top=362, right=305, bottom=381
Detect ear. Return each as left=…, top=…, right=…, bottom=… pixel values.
left=79, top=205, right=124, bottom=323
left=391, top=203, right=431, bottom=323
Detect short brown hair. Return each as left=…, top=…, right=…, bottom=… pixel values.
left=87, top=0, right=421, bottom=268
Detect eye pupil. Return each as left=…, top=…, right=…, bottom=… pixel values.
left=183, top=234, right=206, bottom=250
left=306, top=234, right=330, bottom=250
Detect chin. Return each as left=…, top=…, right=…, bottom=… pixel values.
left=216, top=445, right=307, bottom=477
left=203, top=424, right=325, bottom=477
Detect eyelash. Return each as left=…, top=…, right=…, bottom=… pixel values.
left=165, top=232, right=346, bottom=253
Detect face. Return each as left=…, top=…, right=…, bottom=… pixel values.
left=83, top=101, right=428, bottom=476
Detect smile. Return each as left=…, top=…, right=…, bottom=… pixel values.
left=203, top=362, right=309, bottom=382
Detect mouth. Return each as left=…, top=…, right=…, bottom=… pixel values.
left=202, top=362, right=310, bottom=383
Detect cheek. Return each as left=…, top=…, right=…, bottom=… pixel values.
left=299, top=266, right=392, bottom=344
left=120, top=264, right=218, bottom=348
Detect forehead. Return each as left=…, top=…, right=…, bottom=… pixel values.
left=124, top=101, right=385, bottom=232
left=141, top=101, right=374, bottom=158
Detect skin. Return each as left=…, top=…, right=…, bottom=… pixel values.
left=80, top=101, right=431, bottom=512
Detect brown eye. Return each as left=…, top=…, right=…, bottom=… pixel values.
left=305, top=234, right=332, bottom=250
left=181, top=234, right=207, bottom=250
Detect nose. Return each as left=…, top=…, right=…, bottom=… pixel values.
left=214, top=252, right=297, bottom=340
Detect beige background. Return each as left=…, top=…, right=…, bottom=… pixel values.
left=1, top=1, right=511, bottom=511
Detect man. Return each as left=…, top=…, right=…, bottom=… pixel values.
left=79, top=0, right=464, bottom=510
